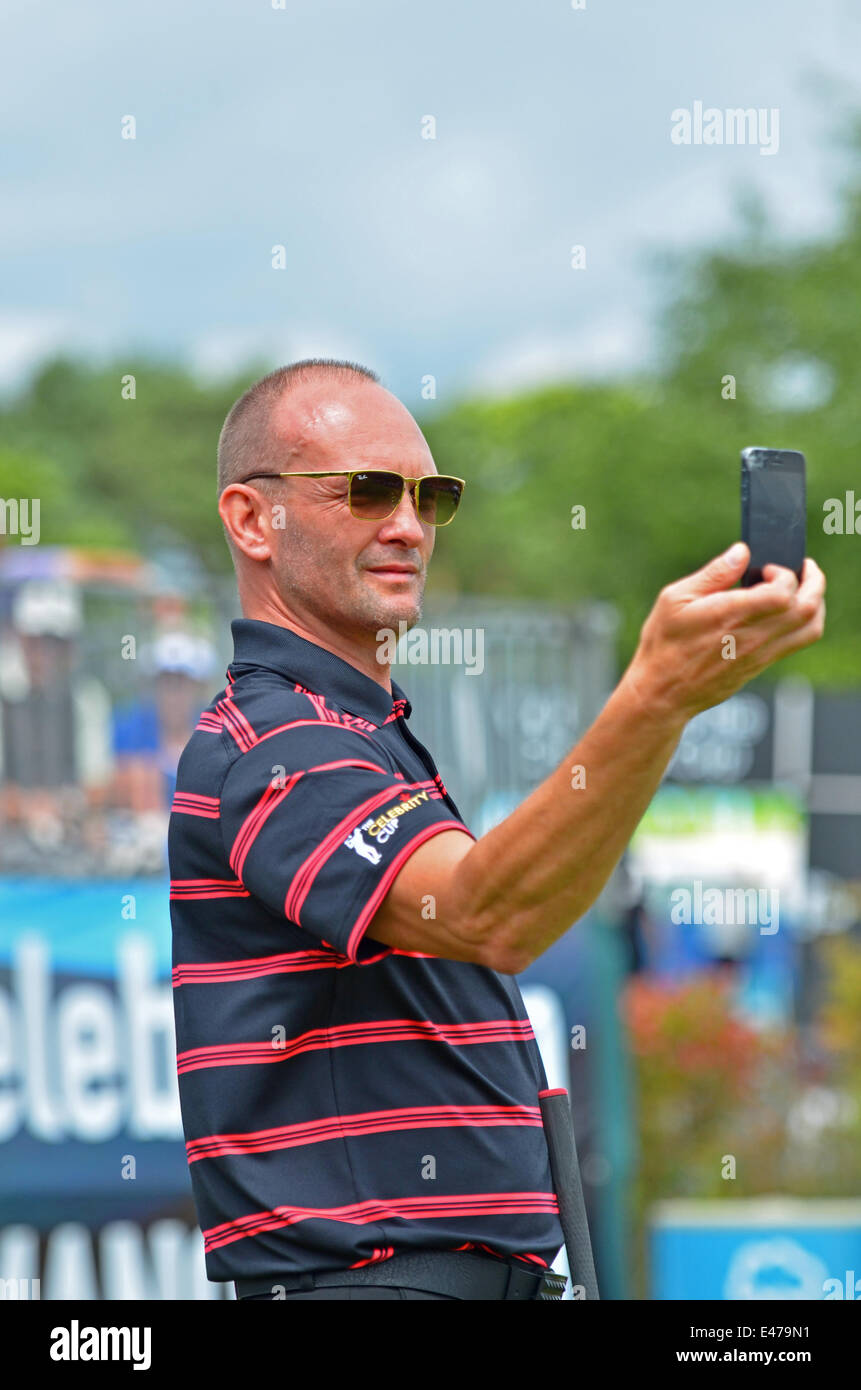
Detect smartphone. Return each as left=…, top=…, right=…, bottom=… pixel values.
left=740, top=447, right=806, bottom=587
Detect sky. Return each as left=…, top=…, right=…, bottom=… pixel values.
left=2, top=0, right=860, bottom=410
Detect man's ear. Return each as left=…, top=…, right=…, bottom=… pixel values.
left=218, top=485, right=275, bottom=563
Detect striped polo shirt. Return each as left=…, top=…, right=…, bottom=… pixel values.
left=169, top=617, right=563, bottom=1283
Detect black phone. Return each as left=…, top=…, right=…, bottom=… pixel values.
left=740, top=447, right=806, bottom=586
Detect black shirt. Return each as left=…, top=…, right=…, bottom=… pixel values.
left=168, top=618, right=563, bottom=1282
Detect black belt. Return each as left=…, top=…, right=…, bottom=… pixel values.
left=235, top=1250, right=567, bottom=1301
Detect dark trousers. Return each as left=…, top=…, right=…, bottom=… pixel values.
left=241, top=1285, right=457, bottom=1300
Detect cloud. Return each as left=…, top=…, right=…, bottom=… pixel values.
left=468, top=317, right=652, bottom=397
left=0, top=312, right=74, bottom=395
left=186, top=324, right=381, bottom=384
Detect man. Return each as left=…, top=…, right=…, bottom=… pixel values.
left=169, top=358, right=825, bottom=1301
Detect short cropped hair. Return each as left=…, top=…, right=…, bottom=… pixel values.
left=216, top=359, right=381, bottom=497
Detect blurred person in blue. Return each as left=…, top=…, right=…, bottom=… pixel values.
left=112, top=630, right=216, bottom=810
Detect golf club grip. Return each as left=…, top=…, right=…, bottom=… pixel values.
left=539, top=1088, right=600, bottom=1300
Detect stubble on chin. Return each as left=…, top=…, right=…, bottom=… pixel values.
left=353, top=575, right=424, bottom=636
left=271, top=530, right=425, bottom=637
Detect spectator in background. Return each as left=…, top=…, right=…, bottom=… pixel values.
left=111, top=631, right=216, bottom=810
left=0, top=580, right=112, bottom=857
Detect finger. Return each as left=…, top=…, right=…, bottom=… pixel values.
left=761, top=561, right=801, bottom=592
left=750, top=598, right=826, bottom=667
left=794, top=556, right=827, bottom=604
left=711, top=566, right=803, bottom=626
left=752, top=558, right=826, bottom=633
left=673, top=542, right=750, bottom=598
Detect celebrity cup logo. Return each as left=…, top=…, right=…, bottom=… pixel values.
left=344, top=827, right=382, bottom=865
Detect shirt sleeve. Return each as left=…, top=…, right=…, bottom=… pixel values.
left=219, top=725, right=475, bottom=964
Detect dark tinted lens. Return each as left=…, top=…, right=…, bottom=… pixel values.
left=349, top=472, right=404, bottom=518
left=417, top=476, right=462, bottom=525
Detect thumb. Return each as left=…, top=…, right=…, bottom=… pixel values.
left=679, top=541, right=749, bottom=597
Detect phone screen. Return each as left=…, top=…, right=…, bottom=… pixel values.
left=741, top=449, right=806, bottom=585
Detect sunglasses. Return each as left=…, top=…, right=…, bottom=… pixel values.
left=236, top=469, right=466, bottom=526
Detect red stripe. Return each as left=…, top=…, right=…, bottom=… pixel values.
left=170, top=878, right=249, bottom=900
left=217, top=698, right=257, bottom=752
left=284, top=779, right=443, bottom=924
left=310, top=758, right=399, bottom=776
left=320, top=695, right=339, bottom=724
left=176, top=1017, right=535, bottom=1075
left=283, top=783, right=414, bottom=923
left=255, top=718, right=377, bottom=748
left=215, top=700, right=246, bottom=749
left=228, top=759, right=395, bottom=880
left=172, top=942, right=424, bottom=987
left=349, top=1247, right=394, bottom=1268
left=346, top=819, right=475, bottom=959
left=171, top=793, right=221, bottom=819
left=538, top=1088, right=568, bottom=1099
left=173, top=950, right=341, bottom=986
left=228, top=699, right=257, bottom=747
left=451, top=1240, right=546, bottom=1267
left=307, top=690, right=336, bottom=724
left=203, top=1192, right=559, bottom=1254
left=304, top=689, right=323, bottom=720
left=186, top=1103, right=543, bottom=1163
left=295, top=684, right=378, bottom=732
left=229, top=777, right=301, bottom=878
left=382, top=698, right=408, bottom=725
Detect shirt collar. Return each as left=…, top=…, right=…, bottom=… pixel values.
left=229, top=618, right=412, bottom=725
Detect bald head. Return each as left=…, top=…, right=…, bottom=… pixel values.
left=216, top=358, right=381, bottom=497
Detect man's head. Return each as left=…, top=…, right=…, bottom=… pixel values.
left=217, top=360, right=440, bottom=654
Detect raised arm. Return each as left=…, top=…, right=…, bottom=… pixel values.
left=367, top=544, right=826, bottom=972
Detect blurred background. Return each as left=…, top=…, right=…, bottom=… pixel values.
left=1, top=0, right=860, bottom=1300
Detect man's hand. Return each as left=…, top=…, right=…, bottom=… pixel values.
left=621, top=542, right=826, bottom=725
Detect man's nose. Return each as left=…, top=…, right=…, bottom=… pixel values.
left=378, top=486, right=427, bottom=543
